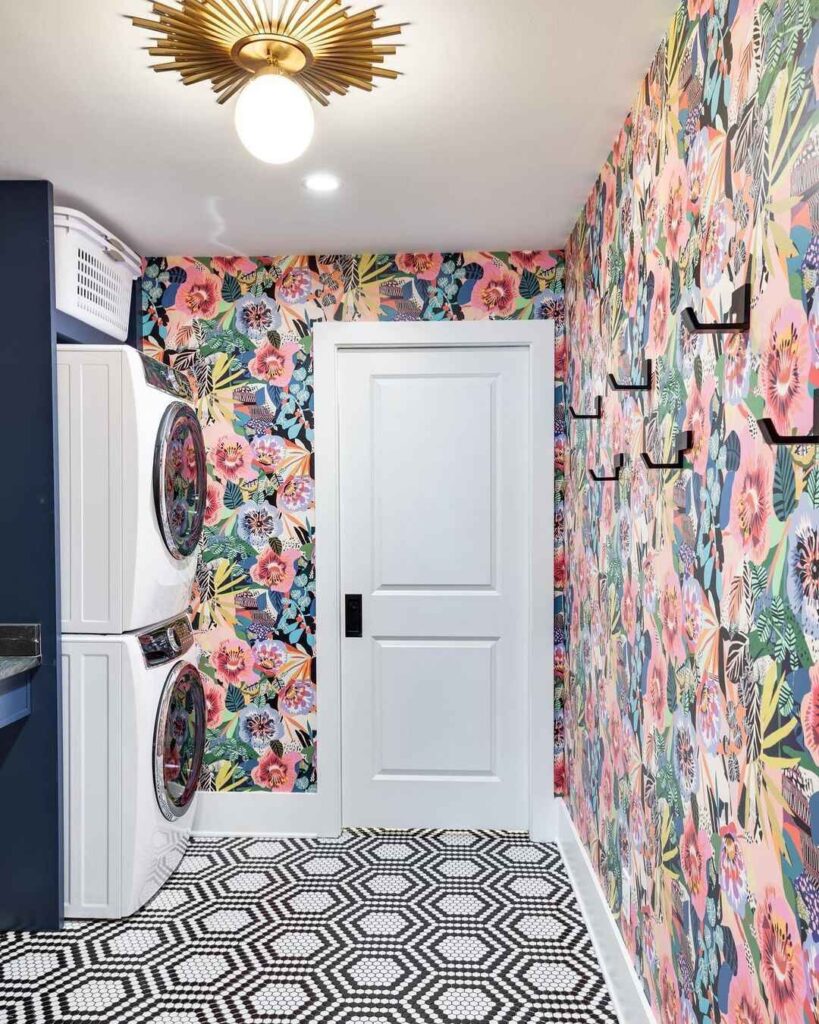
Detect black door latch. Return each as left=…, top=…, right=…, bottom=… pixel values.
left=345, top=595, right=363, bottom=638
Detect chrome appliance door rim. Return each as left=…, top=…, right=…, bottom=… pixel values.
left=153, top=661, right=206, bottom=822
left=153, top=401, right=207, bottom=561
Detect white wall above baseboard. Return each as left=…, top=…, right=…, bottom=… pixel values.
left=192, top=791, right=338, bottom=838
left=557, top=800, right=655, bottom=1024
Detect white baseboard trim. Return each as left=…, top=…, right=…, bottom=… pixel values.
left=557, top=800, right=655, bottom=1024
left=192, top=791, right=338, bottom=838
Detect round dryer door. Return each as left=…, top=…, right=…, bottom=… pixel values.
left=154, top=402, right=206, bottom=560
left=154, top=662, right=206, bottom=821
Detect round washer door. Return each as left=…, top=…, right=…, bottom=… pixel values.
left=154, top=662, right=206, bottom=821
left=154, top=402, right=206, bottom=560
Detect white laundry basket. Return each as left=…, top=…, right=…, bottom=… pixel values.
left=54, top=207, right=141, bottom=342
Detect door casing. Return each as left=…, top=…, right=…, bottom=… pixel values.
left=314, top=320, right=556, bottom=840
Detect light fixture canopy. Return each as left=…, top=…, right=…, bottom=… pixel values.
left=130, top=0, right=405, bottom=107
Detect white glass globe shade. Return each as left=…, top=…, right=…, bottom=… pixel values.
left=234, top=72, right=315, bottom=165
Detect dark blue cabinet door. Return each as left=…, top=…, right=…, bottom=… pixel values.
left=0, top=181, right=63, bottom=931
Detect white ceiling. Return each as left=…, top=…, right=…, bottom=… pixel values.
left=0, top=1, right=676, bottom=256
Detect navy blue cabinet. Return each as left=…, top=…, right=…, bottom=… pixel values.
left=0, top=181, right=63, bottom=931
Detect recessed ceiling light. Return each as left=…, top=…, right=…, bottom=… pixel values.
left=304, top=172, right=341, bottom=193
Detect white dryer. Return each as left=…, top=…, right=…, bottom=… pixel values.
left=62, top=617, right=206, bottom=919
left=57, top=344, right=206, bottom=634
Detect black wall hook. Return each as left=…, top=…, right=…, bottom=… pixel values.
left=589, top=454, right=625, bottom=482
left=608, top=360, right=652, bottom=392
left=569, top=396, right=603, bottom=420
left=641, top=430, right=694, bottom=469
left=682, top=283, right=751, bottom=334
left=758, top=393, right=819, bottom=446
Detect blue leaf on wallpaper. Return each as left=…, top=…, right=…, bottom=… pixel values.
left=223, top=482, right=243, bottom=510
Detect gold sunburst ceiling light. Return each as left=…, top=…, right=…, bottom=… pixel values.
left=131, top=0, right=405, bottom=164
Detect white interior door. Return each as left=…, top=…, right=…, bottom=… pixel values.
left=338, top=344, right=530, bottom=829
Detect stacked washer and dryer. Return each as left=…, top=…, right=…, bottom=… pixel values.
left=56, top=212, right=209, bottom=919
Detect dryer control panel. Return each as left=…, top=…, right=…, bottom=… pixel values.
left=138, top=616, right=194, bottom=667
left=138, top=351, right=193, bottom=400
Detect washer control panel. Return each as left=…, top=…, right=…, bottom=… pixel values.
left=138, top=616, right=194, bottom=667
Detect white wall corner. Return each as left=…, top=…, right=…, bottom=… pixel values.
left=557, top=799, right=655, bottom=1024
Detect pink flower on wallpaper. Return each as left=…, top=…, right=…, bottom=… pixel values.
left=801, top=665, right=819, bottom=766
left=212, top=635, right=256, bottom=687
left=664, top=160, right=691, bottom=260
left=280, top=679, right=317, bottom=717
left=701, top=199, right=733, bottom=287
left=649, top=265, right=670, bottom=355
left=686, top=129, right=709, bottom=216
left=252, top=638, right=287, bottom=677
left=554, top=334, right=568, bottom=379
left=509, top=251, right=556, bottom=272
left=805, top=937, right=819, bottom=1024
left=623, top=247, right=639, bottom=317
left=718, top=824, right=749, bottom=916
left=680, top=817, right=711, bottom=920
left=395, top=253, right=443, bottom=281
left=474, top=265, right=518, bottom=317
left=759, top=303, right=812, bottom=436
left=696, top=674, right=723, bottom=755
left=204, top=479, right=223, bottom=526
left=202, top=678, right=226, bottom=729
left=756, top=888, right=806, bottom=1024
left=278, top=475, right=315, bottom=512
left=732, top=455, right=771, bottom=561
left=723, top=330, right=751, bottom=404
left=250, top=546, right=300, bottom=593
left=249, top=338, right=300, bottom=388
left=612, top=124, right=628, bottom=168
left=277, top=266, right=314, bottom=304
left=176, top=266, right=220, bottom=319
left=659, top=958, right=681, bottom=1024
left=554, top=546, right=567, bottom=590
left=659, top=572, right=686, bottom=665
left=603, top=179, right=617, bottom=251
left=682, top=577, right=704, bottom=652
left=251, top=748, right=301, bottom=791
left=252, top=435, right=287, bottom=475
left=212, top=433, right=255, bottom=482
left=646, top=638, right=668, bottom=727
left=684, top=377, right=715, bottom=474
left=211, top=256, right=257, bottom=277
left=727, top=960, right=770, bottom=1024
left=621, top=575, right=637, bottom=644
left=553, top=757, right=566, bottom=795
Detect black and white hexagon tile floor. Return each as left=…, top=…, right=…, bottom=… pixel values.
left=0, top=831, right=618, bottom=1024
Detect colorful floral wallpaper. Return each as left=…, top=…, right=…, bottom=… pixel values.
left=141, top=251, right=566, bottom=795
left=564, top=0, right=819, bottom=1022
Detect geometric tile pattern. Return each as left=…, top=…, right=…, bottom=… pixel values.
left=0, top=831, right=618, bottom=1024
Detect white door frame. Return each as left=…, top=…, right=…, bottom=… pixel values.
left=313, top=319, right=556, bottom=840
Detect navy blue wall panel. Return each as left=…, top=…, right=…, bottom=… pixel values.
left=0, top=181, right=63, bottom=931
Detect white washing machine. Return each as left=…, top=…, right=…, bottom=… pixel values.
left=57, top=344, right=206, bottom=634
left=62, top=617, right=206, bottom=919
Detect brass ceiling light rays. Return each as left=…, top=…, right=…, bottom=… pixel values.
left=129, top=0, right=405, bottom=107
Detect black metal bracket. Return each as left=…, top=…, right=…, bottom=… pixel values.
left=608, top=360, right=652, bottom=392
left=682, top=283, right=751, bottom=334
left=758, top=392, right=819, bottom=446
left=569, top=396, right=603, bottom=420
left=641, top=430, right=694, bottom=470
left=588, top=454, right=625, bottom=482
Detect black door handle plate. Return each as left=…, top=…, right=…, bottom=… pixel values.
left=345, top=595, right=363, bottom=638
